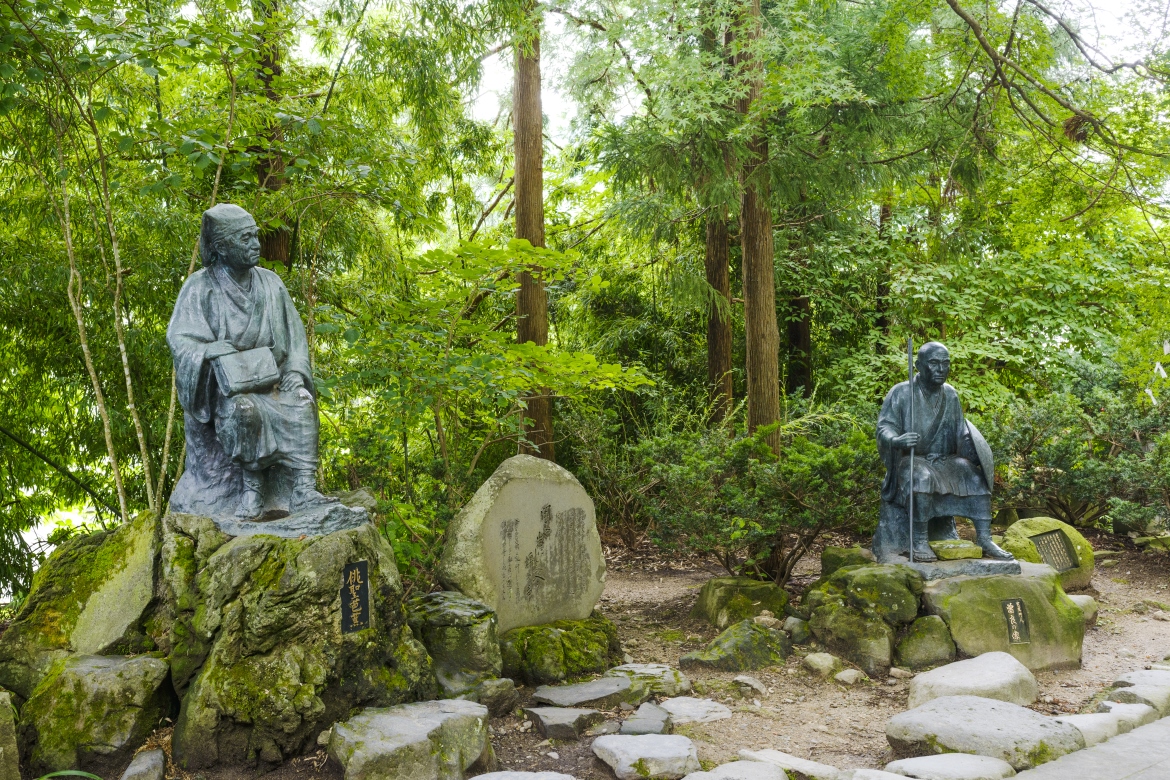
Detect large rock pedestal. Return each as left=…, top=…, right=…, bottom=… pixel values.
left=162, top=512, right=433, bottom=768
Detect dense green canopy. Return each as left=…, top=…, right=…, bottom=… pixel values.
left=1, top=0, right=1168, bottom=592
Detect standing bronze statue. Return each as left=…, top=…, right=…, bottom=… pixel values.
left=872, top=342, right=1013, bottom=562
left=167, top=204, right=335, bottom=521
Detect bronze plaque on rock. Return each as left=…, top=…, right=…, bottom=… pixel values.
left=1030, top=529, right=1077, bottom=572
left=341, top=560, right=371, bottom=633
left=1002, top=598, right=1030, bottom=645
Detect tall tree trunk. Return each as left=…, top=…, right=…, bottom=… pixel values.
left=875, top=200, right=892, bottom=350
left=255, top=0, right=290, bottom=269
left=737, top=0, right=781, bottom=453
left=785, top=293, right=812, bottom=397
left=514, top=24, right=555, bottom=461
left=706, top=214, right=733, bottom=422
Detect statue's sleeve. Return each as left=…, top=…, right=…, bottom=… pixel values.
left=277, top=279, right=314, bottom=392
left=166, top=274, right=218, bottom=424
left=877, top=384, right=905, bottom=451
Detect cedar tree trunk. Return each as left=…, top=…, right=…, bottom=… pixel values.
left=706, top=214, right=733, bottom=422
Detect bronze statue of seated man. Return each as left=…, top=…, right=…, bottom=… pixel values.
left=167, top=204, right=333, bottom=520
left=873, top=341, right=1013, bottom=562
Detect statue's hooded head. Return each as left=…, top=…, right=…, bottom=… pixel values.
left=200, top=204, right=260, bottom=269
left=915, top=341, right=951, bottom=387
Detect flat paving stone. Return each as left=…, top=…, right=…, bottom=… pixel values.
left=1104, top=684, right=1170, bottom=716
left=1053, top=712, right=1125, bottom=746
left=908, top=652, right=1038, bottom=709
left=593, top=734, right=700, bottom=780
left=739, top=749, right=848, bottom=780
left=884, top=753, right=1017, bottom=779
left=533, top=677, right=648, bottom=709
left=682, top=760, right=788, bottom=780
left=659, top=697, right=732, bottom=724
left=523, top=707, right=603, bottom=739
left=1012, top=717, right=1170, bottom=779
left=621, top=702, right=672, bottom=735
left=886, top=695, right=1084, bottom=771
left=1096, top=701, right=1159, bottom=730
left=1115, top=670, right=1170, bottom=688
left=606, top=663, right=692, bottom=697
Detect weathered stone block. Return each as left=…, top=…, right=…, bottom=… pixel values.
left=821, top=546, right=875, bottom=577
left=533, top=676, right=649, bottom=709
left=0, top=511, right=159, bottom=700
left=18, top=654, right=173, bottom=774
left=922, top=568, right=1083, bottom=671
left=1001, top=517, right=1094, bottom=591
left=691, top=577, right=790, bottom=630
left=500, top=615, right=620, bottom=685
left=928, top=539, right=983, bottom=560
left=407, top=591, right=501, bottom=697
left=438, top=455, right=605, bottom=632
left=907, top=652, right=1038, bottom=708
left=605, top=663, right=691, bottom=697
left=592, top=734, right=700, bottom=780
left=328, top=700, right=493, bottom=780
left=808, top=603, right=895, bottom=676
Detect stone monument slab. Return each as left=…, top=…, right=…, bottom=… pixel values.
left=439, top=454, right=605, bottom=632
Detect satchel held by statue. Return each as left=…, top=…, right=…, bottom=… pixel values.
left=213, top=346, right=280, bottom=396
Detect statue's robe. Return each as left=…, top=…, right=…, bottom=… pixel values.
left=167, top=264, right=317, bottom=517
left=876, top=378, right=991, bottom=524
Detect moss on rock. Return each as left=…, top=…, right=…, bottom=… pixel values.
left=691, top=577, right=790, bottom=630
left=1002, top=517, right=1095, bottom=591
left=0, top=511, right=161, bottom=701
left=163, top=513, right=434, bottom=769
left=821, top=546, right=876, bottom=577
left=895, top=615, right=956, bottom=670
left=808, top=602, right=895, bottom=676
left=500, top=615, right=620, bottom=685
left=407, top=591, right=502, bottom=697
left=679, top=619, right=791, bottom=672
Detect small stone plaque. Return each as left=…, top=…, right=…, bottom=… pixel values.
left=1030, top=529, right=1077, bottom=572
left=1001, top=598, right=1029, bottom=644
left=341, top=560, right=370, bottom=633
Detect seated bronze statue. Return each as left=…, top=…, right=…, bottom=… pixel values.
left=872, top=341, right=1012, bottom=562
left=167, top=204, right=333, bottom=520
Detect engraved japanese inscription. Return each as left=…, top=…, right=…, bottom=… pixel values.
left=1030, top=529, right=1077, bottom=572
left=341, top=560, right=371, bottom=633
left=1001, top=598, right=1030, bottom=644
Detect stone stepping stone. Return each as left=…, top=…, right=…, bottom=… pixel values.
left=1053, top=713, right=1125, bottom=746
left=738, top=749, right=847, bottom=780
left=476, top=774, right=577, bottom=780
left=886, top=695, right=1084, bottom=771
left=1103, top=684, right=1170, bottom=716
left=682, top=760, right=789, bottom=780
left=659, top=696, right=732, bottom=724
left=1114, top=669, right=1170, bottom=688
left=523, top=707, right=603, bottom=740
left=328, top=700, right=491, bottom=780
left=883, top=753, right=1017, bottom=779
left=1095, top=701, right=1158, bottom=730
left=606, top=663, right=692, bottom=696
left=803, top=652, right=844, bottom=677
left=851, top=771, right=920, bottom=780
left=533, top=676, right=648, bottom=709
left=620, top=702, right=672, bottom=735
left=908, top=652, right=1038, bottom=709
left=120, top=749, right=166, bottom=780
left=592, top=734, right=700, bottom=780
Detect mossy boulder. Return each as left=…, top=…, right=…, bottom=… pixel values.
left=804, top=564, right=923, bottom=626
left=0, top=511, right=161, bottom=700
left=808, top=603, right=895, bottom=676
left=895, top=616, right=956, bottom=670
left=1002, top=517, right=1094, bottom=591
left=18, top=654, right=174, bottom=774
left=922, top=566, right=1084, bottom=671
left=161, top=512, right=434, bottom=768
left=407, top=591, right=502, bottom=697
left=692, top=576, right=790, bottom=630
left=500, top=615, right=620, bottom=685
left=821, top=546, right=876, bottom=577
left=679, top=619, right=791, bottom=672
